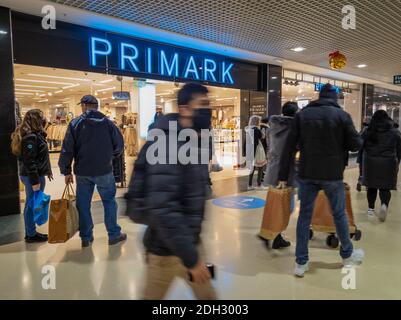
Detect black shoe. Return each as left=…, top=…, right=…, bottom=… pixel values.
left=81, top=238, right=94, bottom=248
left=272, top=234, right=291, bottom=249
left=356, top=183, right=362, bottom=192
left=25, top=232, right=48, bottom=243
left=109, top=233, right=127, bottom=246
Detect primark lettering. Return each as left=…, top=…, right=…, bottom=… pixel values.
left=90, top=36, right=235, bottom=85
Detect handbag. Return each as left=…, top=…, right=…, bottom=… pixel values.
left=254, top=141, right=267, bottom=167
left=48, top=184, right=79, bottom=243
left=30, top=190, right=51, bottom=226
left=259, top=187, right=292, bottom=240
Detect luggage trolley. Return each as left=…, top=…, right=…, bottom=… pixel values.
left=309, top=184, right=362, bottom=248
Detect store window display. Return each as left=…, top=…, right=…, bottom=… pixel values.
left=370, top=88, right=401, bottom=128
left=282, top=70, right=362, bottom=130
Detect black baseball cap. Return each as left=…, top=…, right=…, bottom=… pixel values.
left=77, top=95, right=98, bottom=105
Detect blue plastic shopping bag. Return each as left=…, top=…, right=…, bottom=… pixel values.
left=29, top=191, right=51, bottom=226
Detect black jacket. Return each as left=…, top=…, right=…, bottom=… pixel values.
left=59, top=110, right=124, bottom=177
left=362, top=119, right=401, bottom=190
left=128, top=113, right=207, bottom=269
left=279, top=98, right=362, bottom=181
left=19, top=131, right=52, bottom=185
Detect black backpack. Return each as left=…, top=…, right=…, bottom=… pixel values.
left=124, top=142, right=151, bottom=224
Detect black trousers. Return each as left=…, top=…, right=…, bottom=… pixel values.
left=367, top=188, right=391, bottom=209
left=249, top=166, right=264, bottom=187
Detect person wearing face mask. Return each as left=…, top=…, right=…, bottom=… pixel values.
left=11, top=109, right=53, bottom=243
left=131, top=83, right=217, bottom=300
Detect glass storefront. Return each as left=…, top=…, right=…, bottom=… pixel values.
left=371, top=87, right=401, bottom=127
left=281, top=70, right=363, bottom=130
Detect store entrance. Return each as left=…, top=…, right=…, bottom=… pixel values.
left=14, top=64, right=248, bottom=203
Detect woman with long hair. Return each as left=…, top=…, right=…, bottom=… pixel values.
left=11, top=109, right=52, bottom=242
left=245, top=115, right=267, bottom=190
left=362, top=110, right=401, bottom=221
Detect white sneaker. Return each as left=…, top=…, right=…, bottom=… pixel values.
left=294, top=262, right=309, bottom=278
left=342, top=249, right=364, bottom=267
left=255, top=185, right=268, bottom=190
left=367, top=208, right=375, bottom=218
left=378, top=204, right=388, bottom=222
left=247, top=185, right=255, bottom=191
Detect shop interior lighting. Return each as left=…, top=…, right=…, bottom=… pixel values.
left=62, top=83, right=80, bottom=89
left=15, top=84, right=59, bottom=89
left=15, top=88, right=45, bottom=92
left=27, top=73, right=91, bottom=82
left=38, top=99, right=49, bottom=102
left=54, top=90, right=63, bottom=94
left=0, top=30, right=8, bottom=34
left=357, top=64, right=367, bottom=68
left=17, top=78, right=76, bottom=86
left=99, top=79, right=114, bottom=84
left=96, top=87, right=116, bottom=93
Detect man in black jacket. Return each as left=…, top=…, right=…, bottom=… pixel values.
left=59, top=95, right=126, bottom=248
left=139, top=83, right=216, bottom=300
left=278, top=84, right=364, bottom=277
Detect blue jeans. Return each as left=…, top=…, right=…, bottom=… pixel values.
left=20, top=176, right=46, bottom=237
left=76, top=172, right=121, bottom=241
left=296, top=179, right=353, bottom=265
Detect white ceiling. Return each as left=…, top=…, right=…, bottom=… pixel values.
left=46, top=0, right=401, bottom=84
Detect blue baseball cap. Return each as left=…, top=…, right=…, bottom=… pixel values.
left=77, top=95, right=98, bottom=105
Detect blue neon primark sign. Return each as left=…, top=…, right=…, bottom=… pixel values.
left=90, top=36, right=235, bottom=85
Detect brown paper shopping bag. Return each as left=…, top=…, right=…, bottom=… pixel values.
left=259, top=187, right=292, bottom=240
left=48, top=184, right=79, bottom=243
left=312, top=184, right=355, bottom=233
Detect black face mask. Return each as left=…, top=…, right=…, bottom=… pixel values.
left=193, top=108, right=212, bottom=129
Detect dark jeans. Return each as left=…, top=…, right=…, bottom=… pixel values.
left=367, top=188, right=391, bottom=208
left=76, top=172, right=122, bottom=241
left=20, top=176, right=46, bottom=237
left=296, top=179, right=353, bottom=265
left=249, top=166, right=264, bottom=187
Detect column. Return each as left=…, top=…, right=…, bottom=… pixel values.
left=0, top=7, right=20, bottom=216
left=266, top=64, right=283, bottom=116
left=138, top=83, right=156, bottom=139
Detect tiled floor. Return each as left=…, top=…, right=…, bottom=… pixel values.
left=1, top=166, right=401, bottom=299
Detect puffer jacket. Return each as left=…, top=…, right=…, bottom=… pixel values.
left=59, top=110, right=124, bottom=177
left=362, top=119, right=401, bottom=190
left=264, top=115, right=296, bottom=187
left=137, top=113, right=208, bottom=269
left=19, top=131, right=52, bottom=185
left=279, top=98, right=362, bottom=181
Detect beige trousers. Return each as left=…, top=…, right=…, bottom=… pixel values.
left=143, top=247, right=217, bottom=300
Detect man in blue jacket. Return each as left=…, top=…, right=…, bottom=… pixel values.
left=59, top=95, right=126, bottom=248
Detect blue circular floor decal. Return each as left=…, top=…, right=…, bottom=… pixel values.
left=212, top=195, right=266, bottom=209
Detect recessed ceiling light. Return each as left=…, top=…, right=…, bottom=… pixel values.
left=357, top=64, right=367, bottom=68
left=290, top=47, right=306, bottom=52
left=0, top=30, right=7, bottom=35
